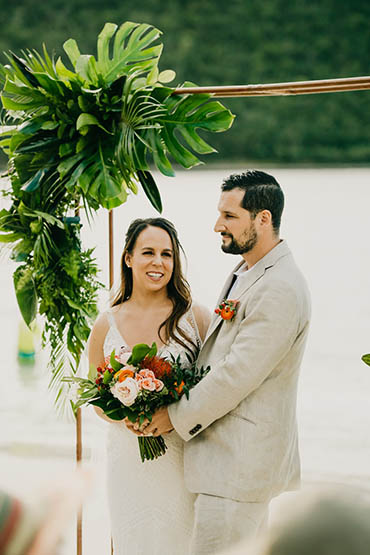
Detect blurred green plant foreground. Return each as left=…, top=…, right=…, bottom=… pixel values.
left=0, top=0, right=369, bottom=164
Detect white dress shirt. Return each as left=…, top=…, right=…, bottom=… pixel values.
left=227, top=261, right=249, bottom=298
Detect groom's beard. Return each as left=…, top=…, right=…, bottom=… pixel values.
left=221, top=226, right=258, bottom=255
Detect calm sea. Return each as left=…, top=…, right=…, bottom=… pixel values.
left=1, top=167, right=370, bottom=489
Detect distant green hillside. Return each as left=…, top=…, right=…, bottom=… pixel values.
left=0, top=0, right=369, bottom=164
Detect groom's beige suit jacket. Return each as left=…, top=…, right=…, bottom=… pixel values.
left=169, top=240, right=311, bottom=503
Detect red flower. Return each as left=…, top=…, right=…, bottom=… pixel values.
left=141, top=356, right=172, bottom=379
left=97, top=360, right=109, bottom=374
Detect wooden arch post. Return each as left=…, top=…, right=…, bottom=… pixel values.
left=109, top=209, right=114, bottom=555
left=75, top=74, right=370, bottom=555
left=75, top=202, right=82, bottom=555
left=75, top=207, right=114, bottom=555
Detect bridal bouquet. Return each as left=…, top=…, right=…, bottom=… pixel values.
left=65, top=343, right=209, bottom=462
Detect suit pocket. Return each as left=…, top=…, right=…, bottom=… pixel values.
left=228, top=412, right=257, bottom=425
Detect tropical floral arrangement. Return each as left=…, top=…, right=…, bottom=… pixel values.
left=0, top=21, right=234, bottom=399
left=64, top=342, right=210, bottom=461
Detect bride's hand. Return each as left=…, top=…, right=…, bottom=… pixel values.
left=143, top=407, right=174, bottom=436
left=124, top=418, right=147, bottom=436
left=124, top=407, right=174, bottom=436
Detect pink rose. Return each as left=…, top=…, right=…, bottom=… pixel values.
left=138, top=369, right=156, bottom=379
left=140, top=378, right=156, bottom=392
left=154, top=379, right=164, bottom=392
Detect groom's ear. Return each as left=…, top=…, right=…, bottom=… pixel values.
left=258, top=210, right=272, bottom=227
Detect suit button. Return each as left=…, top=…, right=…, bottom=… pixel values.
left=189, top=424, right=202, bottom=436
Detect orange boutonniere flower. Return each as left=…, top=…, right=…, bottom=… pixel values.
left=215, top=299, right=239, bottom=321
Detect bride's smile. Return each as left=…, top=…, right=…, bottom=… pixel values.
left=147, top=271, right=165, bottom=281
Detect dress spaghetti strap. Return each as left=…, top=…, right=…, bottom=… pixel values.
left=105, top=309, right=115, bottom=328
left=105, top=309, right=127, bottom=349
left=188, top=306, right=202, bottom=349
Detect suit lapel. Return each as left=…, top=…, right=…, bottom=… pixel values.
left=203, top=260, right=265, bottom=345
left=229, top=240, right=291, bottom=303
left=202, top=241, right=292, bottom=348
left=214, top=261, right=244, bottom=309
left=203, top=261, right=243, bottom=341
left=231, top=258, right=267, bottom=301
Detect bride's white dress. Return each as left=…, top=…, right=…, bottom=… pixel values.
left=103, top=309, right=201, bottom=555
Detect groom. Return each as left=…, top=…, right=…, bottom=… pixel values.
left=139, top=170, right=311, bottom=553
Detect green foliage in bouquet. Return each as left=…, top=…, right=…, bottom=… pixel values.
left=0, top=21, right=233, bottom=401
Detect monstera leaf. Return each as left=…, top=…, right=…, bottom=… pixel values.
left=150, top=82, right=234, bottom=171
left=0, top=21, right=234, bottom=404
left=13, top=265, right=37, bottom=326
left=0, top=21, right=234, bottom=213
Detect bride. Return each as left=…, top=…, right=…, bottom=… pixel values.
left=88, top=217, right=210, bottom=554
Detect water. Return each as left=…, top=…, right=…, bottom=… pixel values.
left=1, top=166, right=370, bottom=490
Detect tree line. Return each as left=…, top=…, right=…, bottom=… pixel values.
left=0, top=0, right=369, bottom=164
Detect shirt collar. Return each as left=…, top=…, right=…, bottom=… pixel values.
left=231, top=240, right=290, bottom=281
left=234, top=261, right=248, bottom=277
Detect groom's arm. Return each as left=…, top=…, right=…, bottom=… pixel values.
left=167, top=281, right=302, bottom=441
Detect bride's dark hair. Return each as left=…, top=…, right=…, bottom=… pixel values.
left=111, top=218, right=197, bottom=353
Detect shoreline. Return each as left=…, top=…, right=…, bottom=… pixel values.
left=2, top=161, right=370, bottom=173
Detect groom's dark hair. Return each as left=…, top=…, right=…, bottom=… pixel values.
left=221, top=170, right=284, bottom=234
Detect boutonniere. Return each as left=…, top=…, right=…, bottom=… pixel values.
left=215, top=299, right=239, bottom=321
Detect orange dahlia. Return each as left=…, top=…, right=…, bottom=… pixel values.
left=141, top=356, right=172, bottom=379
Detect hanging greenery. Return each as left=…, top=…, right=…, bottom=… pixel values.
left=0, top=174, right=103, bottom=398
left=0, top=21, right=234, bottom=398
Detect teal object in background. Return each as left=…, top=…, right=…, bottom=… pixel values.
left=17, top=319, right=37, bottom=362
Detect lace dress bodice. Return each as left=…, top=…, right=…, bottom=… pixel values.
left=103, top=309, right=200, bottom=366
left=103, top=309, right=200, bottom=555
